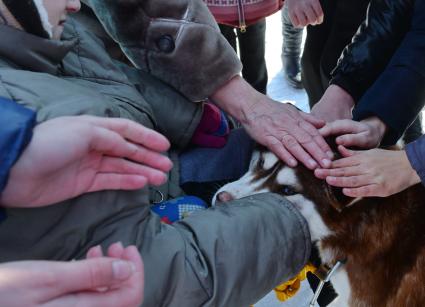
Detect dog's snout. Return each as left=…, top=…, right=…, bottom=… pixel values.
left=217, top=191, right=234, bottom=202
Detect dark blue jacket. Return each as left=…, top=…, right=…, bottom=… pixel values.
left=407, top=135, right=425, bottom=185
left=331, top=0, right=425, bottom=145
left=0, top=97, right=35, bottom=192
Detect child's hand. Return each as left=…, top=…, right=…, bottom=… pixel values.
left=315, top=146, right=421, bottom=197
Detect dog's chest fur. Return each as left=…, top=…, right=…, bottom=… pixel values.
left=214, top=149, right=425, bottom=307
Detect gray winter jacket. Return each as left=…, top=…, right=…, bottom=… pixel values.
left=0, top=5, right=311, bottom=307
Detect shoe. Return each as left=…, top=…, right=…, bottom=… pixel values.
left=283, top=56, right=303, bottom=89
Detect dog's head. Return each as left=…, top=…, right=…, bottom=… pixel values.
left=213, top=145, right=356, bottom=241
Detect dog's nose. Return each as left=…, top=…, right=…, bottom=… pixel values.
left=217, top=191, right=234, bottom=202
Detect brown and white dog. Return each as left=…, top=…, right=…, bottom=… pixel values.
left=213, top=146, right=425, bottom=307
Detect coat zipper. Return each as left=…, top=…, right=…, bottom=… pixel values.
left=237, top=0, right=247, bottom=32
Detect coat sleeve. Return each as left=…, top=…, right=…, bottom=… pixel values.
left=406, top=135, right=425, bottom=185
left=0, top=97, right=36, bottom=192
left=330, top=0, right=414, bottom=102
left=352, top=0, right=425, bottom=145
left=86, top=0, right=242, bottom=102
left=138, top=193, right=311, bottom=307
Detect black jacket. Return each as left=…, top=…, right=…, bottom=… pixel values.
left=331, top=0, right=425, bottom=145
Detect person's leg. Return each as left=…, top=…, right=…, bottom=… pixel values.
left=319, top=0, right=370, bottom=91
left=219, top=24, right=237, bottom=51
left=302, top=0, right=336, bottom=107
left=179, top=129, right=255, bottom=203
left=237, top=20, right=268, bottom=94
left=282, top=5, right=304, bottom=89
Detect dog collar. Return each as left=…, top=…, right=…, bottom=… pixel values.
left=309, top=259, right=346, bottom=307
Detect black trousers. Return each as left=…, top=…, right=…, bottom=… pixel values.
left=301, top=0, right=370, bottom=107
left=219, top=20, right=268, bottom=94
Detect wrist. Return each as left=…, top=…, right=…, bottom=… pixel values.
left=210, top=75, right=263, bottom=124
left=363, top=116, right=387, bottom=143
left=327, top=85, right=355, bottom=109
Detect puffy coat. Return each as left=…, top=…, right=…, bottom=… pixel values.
left=0, top=6, right=311, bottom=307
left=331, top=0, right=425, bottom=145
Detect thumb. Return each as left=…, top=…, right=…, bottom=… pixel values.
left=51, top=257, right=136, bottom=296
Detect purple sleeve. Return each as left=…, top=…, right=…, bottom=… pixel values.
left=406, top=136, right=425, bottom=185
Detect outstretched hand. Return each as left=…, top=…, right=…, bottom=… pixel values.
left=315, top=146, right=421, bottom=197
left=319, top=117, right=387, bottom=149
left=0, top=243, right=144, bottom=307
left=0, top=115, right=173, bottom=208
left=243, top=100, right=332, bottom=169
left=212, top=76, right=332, bottom=169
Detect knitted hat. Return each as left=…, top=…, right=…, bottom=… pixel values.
left=3, top=0, right=52, bottom=38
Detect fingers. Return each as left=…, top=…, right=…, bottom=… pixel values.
left=47, top=246, right=144, bottom=307
left=48, top=258, right=137, bottom=296
left=291, top=1, right=323, bottom=27
left=107, top=242, right=126, bottom=259
left=311, top=0, right=324, bottom=24
left=289, top=128, right=332, bottom=169
left=289, top=12, right=300, bottom=28
left=315, top=165, right=360, bottom=179
left=299, top=111, right=326, bottom=128
left=298, top=120, right=333, bottom=159
left=325, top=174, right=372, bottom=188
left=87, top=174, right=149, bottom=192
left=87, top=245, right=103, bottom=259
left=335, top=132, right=375, bottom=148
left=90, top=127, right=173, bottom=170
left=267, top=137, right=297, bottom=167
left=303, top=5, right=318, bottom=25
left=319, top=120, right=363, bottom=137
left=338, top=145, right=357, bottom=158
left=87, top=242, right=126, bottom=259
left=82, top=115, right=171, bottom=152
left=98, top=156, right=169, bottom=184
left=343, top=185, right=378, bottom=198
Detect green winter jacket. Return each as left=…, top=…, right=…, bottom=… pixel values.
left=0, top=4, right=311, bottom=307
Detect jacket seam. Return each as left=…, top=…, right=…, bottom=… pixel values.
left=0, top=74, right=15, bottom=101
left=173, top=224, right=212, bottom=300
left=278, top=197, right=311, bottom=267
left=68, top=19, right=86, bottom=76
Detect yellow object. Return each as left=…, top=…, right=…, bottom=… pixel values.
left=274, top=263, right=317, bottom=302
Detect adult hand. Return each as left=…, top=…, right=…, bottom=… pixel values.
left=286, top=0, right=324, bottom=28
left=1, top=115, right=173, bottom=208
left=310, top=85, right=355, bottom=122
left=212, top=76, right=332, bottom=169
left=0, top=243, right=144, bottom=307
left=319, top=117, right=387, bottom=149
left=315, top=146, right=421, bottom=197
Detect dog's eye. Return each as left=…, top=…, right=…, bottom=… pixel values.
left=282, top=185, right=297, bottom=196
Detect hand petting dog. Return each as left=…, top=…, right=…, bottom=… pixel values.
left=315, top=145, right=421, bottom=197
left=212, top=76, right=333, bottom=170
